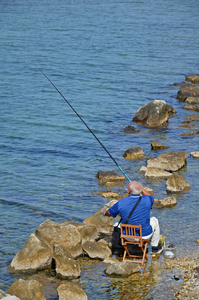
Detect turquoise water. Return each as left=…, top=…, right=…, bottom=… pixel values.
left=1, top=0, right=199, bottom=298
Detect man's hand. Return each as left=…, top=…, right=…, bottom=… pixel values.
left=103, top=209, right=111, bottom=216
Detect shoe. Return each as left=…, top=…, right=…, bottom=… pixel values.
left=151, top=245, right=163, bottom=255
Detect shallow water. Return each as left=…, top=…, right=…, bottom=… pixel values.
left=0, top=0, right=199, bottom=298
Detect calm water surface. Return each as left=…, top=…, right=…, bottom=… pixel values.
left=0, top=0, right=199, bottom=299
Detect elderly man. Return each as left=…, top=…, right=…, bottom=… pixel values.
left=103, top=181, right=163, bottom=254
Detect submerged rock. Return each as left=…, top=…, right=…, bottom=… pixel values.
left=7, top=279, right=46, bottom=300
left=58, top=282, right=88, bottom=300
left=123, top=146, right=145, bottom=160
left=132, top=100, right=176, bottom=127
left=182, top=113, right=199, bottom=123
left=166, top=172, right=190, bottom=193
left=123, top=125, right=140, bottom=133
left=105, top=261, right=140, bottom=277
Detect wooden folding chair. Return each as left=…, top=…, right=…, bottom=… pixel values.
left=120, top=224, right=149, bottom=266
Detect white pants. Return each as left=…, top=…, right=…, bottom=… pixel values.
left=143, top=217, right=160, bottom=247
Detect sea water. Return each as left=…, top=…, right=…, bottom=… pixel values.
left=0, top=0, right=199, bottom=299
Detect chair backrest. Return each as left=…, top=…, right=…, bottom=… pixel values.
left=120, top=224, right=143, bottom=244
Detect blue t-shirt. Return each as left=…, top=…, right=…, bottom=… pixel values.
left=109, top=194, right=154, bottom=236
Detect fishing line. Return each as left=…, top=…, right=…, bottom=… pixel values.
left=30, top=60, right=131, bottom=182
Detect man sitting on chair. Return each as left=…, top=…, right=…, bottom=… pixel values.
left=103, top=181, right=163, bottom=254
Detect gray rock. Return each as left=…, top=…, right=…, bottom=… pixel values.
left=147, top=151, right=187, bottom=172
left=10, top=233, right=52, bottom=273
left=166, top=172, right=190, bottom=193
left=133, top=100, right=176, bottom=127
left=58, top=283, right=88, bottom=300
left=7, top=279, right=46, bottom=300
left=83, top=240, right=112, bottom=260
left=123, top=146, right=145, bottom=160
left=105, top=261, right=140, bottom=277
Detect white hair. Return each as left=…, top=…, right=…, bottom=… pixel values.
left=128, top=181, right=142, bottom=194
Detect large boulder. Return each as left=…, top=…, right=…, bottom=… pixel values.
left=132, top=100, right=177, bottom=127
left=53, top=244, right=81, bottom=279
left=177, top=85, right=199, bottom=102
left=123, top=146, right=145, bottom=160
left=10, top=233, right=52, bottom=273
left=35, top=220, right=82, bottom=258
left=105, top=261, right=140, bottom=277
left=147, top=151, right=187, bottom=172
left=66, top=222, right=98, bottom=243
left=7, top=279, right=46, bottom=300
left=83, top=200, right=117, bottom=234
left=166, top=172, right=190, bottom=193
left=57, top=283, right=88, bottom=300
left=82, top=240, right=112, bottom=260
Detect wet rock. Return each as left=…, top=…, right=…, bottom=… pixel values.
left=105, top=261, right=140, bottom=277
left=53, top=244, right=81, bottom=279
left=35, top=220, right=82, bottom=258
left=82, top=240, right=112, bottom=260
left=197, top=240, right=199, bottom=246
left=179, top=124, right=195, bottom=129
left=57, top=282, right=88, bottom=300
left=145, top=167, right=172, bottom=179
left=10, top=233, right=52, bottom=273
left=147, top=151, right=187, bottom=172
left=123, top=146, right=145, bottom=160
left=186, top=74, right=199, bottom=84
left=177, top=85, right=199, bottom=102
left=123, top=125, right=140, bottom=133
left=159, top=235, right=167, bottom=247
left=132, top=100, right=177, bottom=127
left=182, top=104, right=199, bottom=112
left=182, top=113, right=199, bottom=123
left=185, top=96, right=199, bottom=104
left=83, top=200, right=117, bottom=234
left=180, top=130, right=199, bottom=136
left=7, top=279, right=46, bottom=300
left=103, top=257, right=119, bottom=264
left=153, top=196, right=177, bottom=208
left=190, top=151, right=199, bottom=158
left=151, top=141, right=170, bottom=150
left=96, top=170, right=127, bottom=185
left=166, top=172, right=190, bottom=193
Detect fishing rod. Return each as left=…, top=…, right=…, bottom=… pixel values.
left=30, top=60, right=131, bottom=182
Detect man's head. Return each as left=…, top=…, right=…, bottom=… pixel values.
left=127, top=181, right=142, bottom=195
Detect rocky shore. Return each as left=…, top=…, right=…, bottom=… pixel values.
left=1, top=74, right=199, bottom=300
